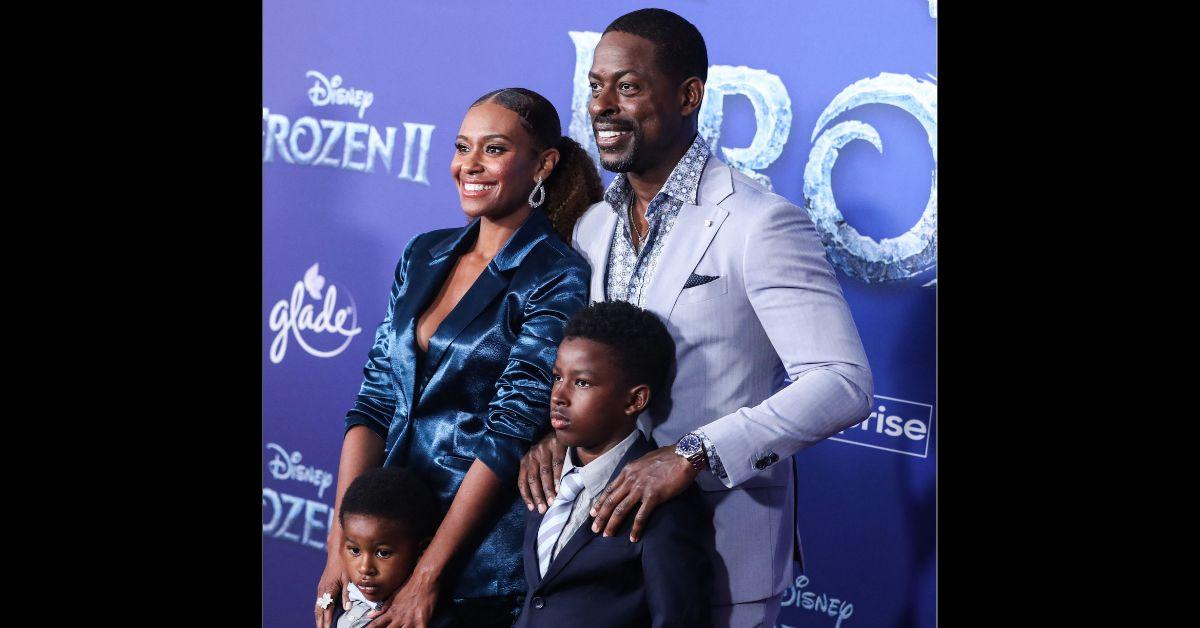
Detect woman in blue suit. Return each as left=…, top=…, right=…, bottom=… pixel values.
left=315, top=88, right=602, bottom=628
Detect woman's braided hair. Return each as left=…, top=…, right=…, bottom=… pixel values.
left=471, top=88, right=603, bottom=244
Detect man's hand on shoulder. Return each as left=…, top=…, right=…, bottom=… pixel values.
left=589, top=445, right=700, bottom=542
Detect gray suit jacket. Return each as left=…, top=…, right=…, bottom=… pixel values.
left=571, top=156, right=873, bottom=604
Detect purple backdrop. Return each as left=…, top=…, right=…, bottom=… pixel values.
left=263, top=2, right=936, bottom=626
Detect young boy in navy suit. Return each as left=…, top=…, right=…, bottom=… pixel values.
left=516, top=301, right=713, bottom=628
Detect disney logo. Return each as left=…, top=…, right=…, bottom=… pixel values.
left=781, top=575, right=853, bottom=628
left=268, top=263, right=363, bottom=364
left=266, top=442, right=334, bottom=498
left=306, top=70, right=374, bottom=119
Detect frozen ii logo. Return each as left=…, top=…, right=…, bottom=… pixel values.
left=262, top=72, right=436, bottom=185
left=804, top=73, right=936, bottom=284
left=268, top=262, right=363, bottom=364
left=568, top=9, right=936, bottom=285
left=266, top=442, right=334, bottom=498
left=306, top=70, right=374, bottom=119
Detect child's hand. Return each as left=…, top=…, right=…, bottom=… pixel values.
left=314, top=558, right=349, bottom=628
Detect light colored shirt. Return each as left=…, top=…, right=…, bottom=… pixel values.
left=336, top=583, right=383, bottom=628
left=549, top=429, right=642, bottom=558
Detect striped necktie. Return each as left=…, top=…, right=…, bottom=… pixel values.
left=536, top=468, right=585, bottom=577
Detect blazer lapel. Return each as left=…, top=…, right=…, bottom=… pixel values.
left=587, top=210, right=618, bottom=303
left=537, top=434, right=653, bottom=587
left=524, top=509, right=545, bottom=586
left=420, top=263, right=507, bottom=378
left=389, top=226, right=469, bottom=415
left=642, top=158, right=734, bottom=321
left=420, top=210, right=552, bottom=383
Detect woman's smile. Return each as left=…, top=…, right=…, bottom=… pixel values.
left=459, top=181, right=498, bottom=197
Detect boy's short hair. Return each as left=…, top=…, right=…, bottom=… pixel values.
left=339, top=467, right=438, bottom=538
left=564, top=300, right=676, bottom=394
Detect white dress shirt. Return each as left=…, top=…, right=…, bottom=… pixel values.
left=548, top=428, right=641, bottom=559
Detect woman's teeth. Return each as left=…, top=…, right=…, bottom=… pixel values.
left=464, top=183, right=495, bottom=191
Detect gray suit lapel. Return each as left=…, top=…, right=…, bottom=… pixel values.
left=587, top=210, right=618, bottom=303
left=643, top=158, right=734, bottom=321
left=536, top=434, right=652, bottom=587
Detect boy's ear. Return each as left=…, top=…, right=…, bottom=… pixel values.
left=626, top=384, right=651, bottom=415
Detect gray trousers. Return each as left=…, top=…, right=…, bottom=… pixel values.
left=711, top=593, right=785, bottom=628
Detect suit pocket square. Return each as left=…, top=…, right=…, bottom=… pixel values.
left=684, top=273, right=719, bottom=289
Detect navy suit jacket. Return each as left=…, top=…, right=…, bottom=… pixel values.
left=516, top=433, right=713, bottom=628
left=345, top=209, right=590, bottom=599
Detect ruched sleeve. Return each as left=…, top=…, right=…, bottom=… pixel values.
left=344, top=235, right=419, bottom=440
left=471, top=255, right=589, bottom=481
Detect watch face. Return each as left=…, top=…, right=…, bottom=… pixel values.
left=678, top=434, right=703, bottom=457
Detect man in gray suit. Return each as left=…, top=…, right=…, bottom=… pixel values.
left=517, top=9, right=872, bottom=627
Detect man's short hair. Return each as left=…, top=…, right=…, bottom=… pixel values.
left=604, top=8, right=708, bottom=84
left=564, top=300, right=676, bottom=395
left=339, top=467, right=438, bottom=538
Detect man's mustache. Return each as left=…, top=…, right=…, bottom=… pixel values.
left=592, top=115, right=635, bottom=132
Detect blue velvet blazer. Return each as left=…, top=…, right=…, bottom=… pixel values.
left=345, top=209, right=590, bottom=600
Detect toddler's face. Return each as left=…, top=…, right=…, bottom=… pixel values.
left=340, top=514, right=421, bottom=602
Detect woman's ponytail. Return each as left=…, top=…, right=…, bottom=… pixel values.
left=542, top=136, right=603, bottom=244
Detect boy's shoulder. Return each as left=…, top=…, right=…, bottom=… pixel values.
left=638, top=483, right=711, bottom=543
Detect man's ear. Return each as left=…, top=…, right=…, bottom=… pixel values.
left=626, top=384, right=651, bottom=415
left=679, top=77, right=704, bottom=117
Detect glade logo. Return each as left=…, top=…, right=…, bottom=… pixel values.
left=266, top=442, right=334, bottom=498
left=268, top=262, right=363, bottom=364
left=306, top=70, right=374, bottom=119
left=830, top=394, right=933, bottom=458
left=780, top=575, right=854, bottom=628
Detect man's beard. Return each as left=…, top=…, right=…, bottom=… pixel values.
left=598, top=134, right=640, bottom=172
left=594, top=117, right=641, bottom=173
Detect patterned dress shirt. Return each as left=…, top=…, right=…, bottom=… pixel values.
left=602, top=134, right=729, bottom=483
left=604, top=134, right=710, bottom=308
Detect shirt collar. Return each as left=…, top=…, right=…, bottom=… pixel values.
left=346, top=583, right=384, bottom=611
left=560, top=428, right=643, bottom=495
left=427, top=208, right=553, bottom=271
left=603, top=134, right=712, bottom=216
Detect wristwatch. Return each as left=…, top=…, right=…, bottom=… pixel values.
left=675, top=432, right=708, bottom=471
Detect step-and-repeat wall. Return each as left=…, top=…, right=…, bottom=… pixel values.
left=263, top=1, right=936, bottom=626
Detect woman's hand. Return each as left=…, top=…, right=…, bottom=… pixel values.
left=366, top=569, right=440, bottom=628
left=314, top=556, right=350, bottom=628
left=518, top=431, right=566, bottom=513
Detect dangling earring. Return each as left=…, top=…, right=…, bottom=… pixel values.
left=528, top=176, right=545, bottom=209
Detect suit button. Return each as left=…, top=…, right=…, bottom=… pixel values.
left=769, top=453, right=779, bottom=463
left=755, top=458, right=768, bottom=470
left=532, top=597, right=545, bottom=609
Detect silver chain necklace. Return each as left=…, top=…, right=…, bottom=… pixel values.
left=628, top=199, right=647, bottom=245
